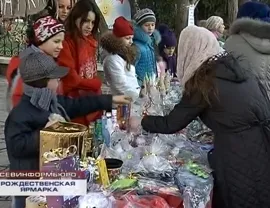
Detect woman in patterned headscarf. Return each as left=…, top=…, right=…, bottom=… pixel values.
left=131, top=25, right=270, bottom=208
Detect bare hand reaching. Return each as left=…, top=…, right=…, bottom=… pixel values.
left=112, top=95, right=132, bottom=104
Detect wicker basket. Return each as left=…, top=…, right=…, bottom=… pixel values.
left=39, top=121, right=89, bottom=169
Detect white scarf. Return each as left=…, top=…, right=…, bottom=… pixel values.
left=177, top=25, right=221, bottom=86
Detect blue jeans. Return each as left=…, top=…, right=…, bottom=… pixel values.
left=12, top=196, right=27, bottom=208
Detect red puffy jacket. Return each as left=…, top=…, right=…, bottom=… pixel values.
left=6, top=56, right=22, bottom=110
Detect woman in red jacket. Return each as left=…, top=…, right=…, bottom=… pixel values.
left=6, top=15, right=65, bottom=110
left=57, top=0, right=103, bottom=126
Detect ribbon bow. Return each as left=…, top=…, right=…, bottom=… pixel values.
left=43, top=145, right=77, bottom=162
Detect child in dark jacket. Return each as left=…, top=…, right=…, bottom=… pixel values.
left=5, top=52, right=131, bottom=208
left=158, top=24, right=177, bottom=77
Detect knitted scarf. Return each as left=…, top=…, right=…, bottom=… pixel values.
left=177, top=26, right=221, bottom=86
left=24, top=84, right=70, bottom=121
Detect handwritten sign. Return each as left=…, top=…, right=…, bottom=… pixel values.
left=0, top=0, right=47, bottom=17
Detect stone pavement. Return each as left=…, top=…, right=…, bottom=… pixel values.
left=0, top=76, right=11, bottom=207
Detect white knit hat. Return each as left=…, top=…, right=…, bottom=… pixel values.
left=177, top=25, right=220, bottom=85
left=205, top=16, right=224, bottom=31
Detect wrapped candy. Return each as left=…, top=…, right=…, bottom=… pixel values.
left=185, top=161, right=211, bottom=179
left=109, top=178, right=137, bottom=191
left=120, top=148, right=142, bottom=173
left=118, top=138, right=134, bottom=151
left=79, top=192, right=115, bottom=208
left=101, top=140, right=142, bottom=173
left=110, top=131, right=133, bottom=147
left=189, top=129, right=214, bottom=145
left=116, top=193, right=171, bottom=208
left=80, top=157, right=99, bottom=190
left=130, top=101, right=144, bottom=117
left=136, top=138, right=173, bottom=174
left=135, top=134, right=146, bottom=146
left=137, top=177, right=181, bottom=197
left=175, top=167, right=213, bottom=208
left=157, top=134, right=187, bottom=147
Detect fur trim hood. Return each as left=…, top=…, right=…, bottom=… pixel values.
left=100, top=31, right=137, bottom=64
left=230, top=18, right=270, bottom=53
left=133, top=23, right=161, bottom=45
left=230, top=18, right=270, bottom=39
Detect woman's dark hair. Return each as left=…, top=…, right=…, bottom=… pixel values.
left=25, top=78, right=49, bottom=88
left=65, top=0, right=100, bottom=40
left=184, top=58, right=218, bottom=105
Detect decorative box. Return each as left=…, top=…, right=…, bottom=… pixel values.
left=25, top=196, right=47, bottom=208
left=39, top=121, right=88, bottom=169
left=39, top=122, right=89, bottom=208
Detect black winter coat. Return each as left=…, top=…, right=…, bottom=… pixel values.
left=4, top=94, right=112, bottom=172
left=142, top=55, right=270, bottom=208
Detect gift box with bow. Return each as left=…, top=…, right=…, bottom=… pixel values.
left=40, top=122, right=89, bottom=208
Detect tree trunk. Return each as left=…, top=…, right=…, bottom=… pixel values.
left=129, top=0, right=139, bottom=17
left=175, top=0, right=199, bottom=38
left=228, top=0, right=238, bottom=25
left=175, top=0, right=189, bottom=38
left=90, top=0, right=108, bottom=34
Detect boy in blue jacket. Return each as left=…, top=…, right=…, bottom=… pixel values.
left=133, top=8, right=161, bottom=86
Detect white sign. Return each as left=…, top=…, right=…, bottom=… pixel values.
left=188, top=4, right=195, bottom=26
left=0, top=0, right=46, bottom=17
left=0, top=179, right=87, bottom=196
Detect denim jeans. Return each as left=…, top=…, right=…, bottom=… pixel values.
left=12, top=196, right=27, bottom=208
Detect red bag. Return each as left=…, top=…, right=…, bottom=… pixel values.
left=115, top=194, right=170, bottom=208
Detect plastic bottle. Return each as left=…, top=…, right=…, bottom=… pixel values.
left=102, top=113, right=111, bottom=147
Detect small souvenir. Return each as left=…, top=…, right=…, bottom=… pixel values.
left=186, top=161, right=211, bottom=179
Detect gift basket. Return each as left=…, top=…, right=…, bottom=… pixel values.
left=40, top=121, right=89, bottom=208
left=25, top=196, right=47, bottom=208
left=40, top=121, right=89, bottom=168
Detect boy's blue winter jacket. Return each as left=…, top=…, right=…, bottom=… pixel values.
left=133, top=24, right=161, bottom=86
